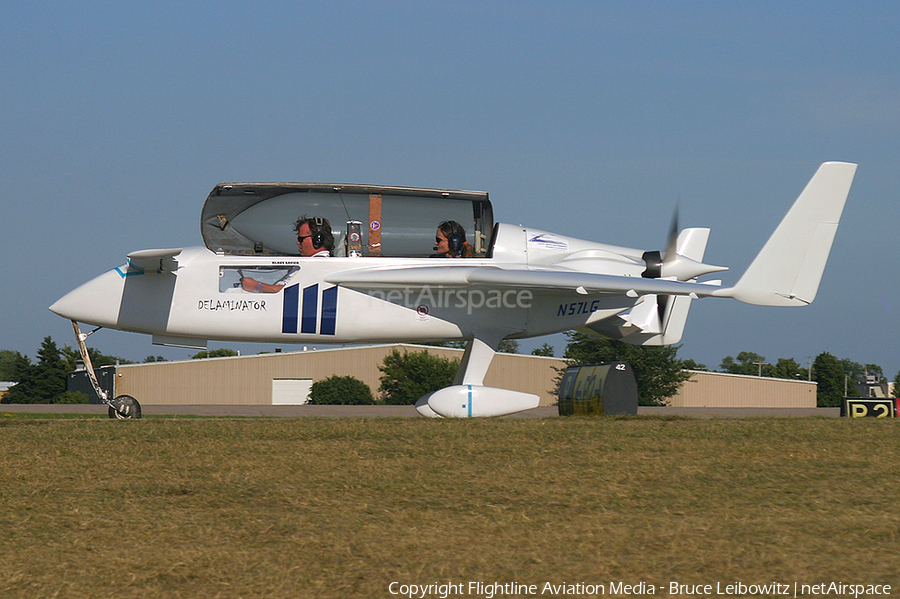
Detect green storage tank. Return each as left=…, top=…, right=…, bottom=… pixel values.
left=557, top=362, right=638, bottom=416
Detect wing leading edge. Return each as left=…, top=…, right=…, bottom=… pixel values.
left=325, top=266, right=721, bottom=298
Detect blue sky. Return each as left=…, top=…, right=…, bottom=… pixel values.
left=2, top=1, right=898, bottom=376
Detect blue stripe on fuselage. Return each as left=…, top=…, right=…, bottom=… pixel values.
left=320, top=286, right=337, bottom=335
left=301, top=284, right=318, bottom=334
left=282, top=284, right=299, bottom=334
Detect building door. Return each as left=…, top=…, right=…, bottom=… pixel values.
left=271, top=378, right=313, bottom=405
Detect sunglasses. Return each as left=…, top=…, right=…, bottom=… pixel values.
left=297, top=234, right=312, bottom=243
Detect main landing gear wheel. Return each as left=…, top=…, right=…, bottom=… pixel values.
left=108, top=395, right=142, bottom=419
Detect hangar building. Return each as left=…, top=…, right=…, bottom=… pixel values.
left=70, top=344, right=818, bottom=409
left=105, top=344, right=567, bottom=406
left=669, top=370, right=816, bottom=408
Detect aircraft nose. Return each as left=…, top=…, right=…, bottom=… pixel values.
left=49, top=291, right=83, bottom=320
left=49, top=269, right=126, bottom=327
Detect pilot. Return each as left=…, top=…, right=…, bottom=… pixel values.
left=434, top=220, right=474, bottom=258
left=241, top=215, right=334, bottom=292
left=295, top=215, right=334, bottom=258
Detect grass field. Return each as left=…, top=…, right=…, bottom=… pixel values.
left=1, top=416, right=898, bottom=598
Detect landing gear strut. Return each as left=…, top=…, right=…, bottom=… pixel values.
left=71, top=321, right=142, bottom=419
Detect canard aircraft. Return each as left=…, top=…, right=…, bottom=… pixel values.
left=51, top=162, right=857, bottom=418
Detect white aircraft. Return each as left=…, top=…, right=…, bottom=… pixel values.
left=51, top=162, right=857, bottom=418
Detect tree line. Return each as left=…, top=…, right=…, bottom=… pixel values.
left=0, top=338, right=238, bottom=404
left=683, top=349, right=891, bottom=407
left=562, top=332, right=895, bottom=407
left=2, top=335, right=895, bottom=408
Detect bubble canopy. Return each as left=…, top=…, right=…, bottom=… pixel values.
left=201, top=182, right=493, bottom=258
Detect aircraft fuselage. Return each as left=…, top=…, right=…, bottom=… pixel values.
left=50, top=228, right=648, bottom=348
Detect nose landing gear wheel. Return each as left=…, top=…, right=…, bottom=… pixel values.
left=108, top=395, right=142, bottom=419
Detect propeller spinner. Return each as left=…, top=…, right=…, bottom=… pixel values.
left=641, top=208, right=726, bottom=281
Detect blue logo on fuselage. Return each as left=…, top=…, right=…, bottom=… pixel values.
left=282, top=284, right=337, bottom=335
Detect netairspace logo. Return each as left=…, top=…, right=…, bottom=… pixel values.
left=369, top=286, right=533, bottom=315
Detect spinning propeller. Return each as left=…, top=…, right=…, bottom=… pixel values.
left=641, top=207, right=726, bottom=281
left=641, top=207, right=679, bottom=280
left=635, top=207, right=727, bottom=333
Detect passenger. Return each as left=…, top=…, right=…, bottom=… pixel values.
left=242, top=215, right=334, bottom=292
left=434, top=220, right=474, bottom=258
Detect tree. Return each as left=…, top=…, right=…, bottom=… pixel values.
left=34, top=337, right=68, bottom=400
left=719, top=353, right=806, bottom=380
left=864, top=363, right=884, bottom=380
left=192, top=348, right=240, bottom=359
left=1, top=351, right=30, bottom=381
left=681, top=359, right=707, bottom=371
left=1, top=352, right=35, bottom=404
left=839, top=358, right=865, bottom=387
left=812, top=352, right=845, bottom=407
left=497, top=339, right=519, bottom=354
left=426, top=339, right=519, bottom=353
left=720, top=352, right=769, bottom=376
left=424, top=340, right=467, bottom=349
left=531, top=343, right=556, bottom=357
left=0, top=349, right=22, bottom=381
left=4, top=338, right=67, bottom=404
left=563, top=332, right=691, bottom=406
left=2, top=338, right=131, bottom=404
left=55, top=391, right=90, bottom=404
left=60, top=345, right=132, bottom=371
left=378, top=349, right=459, bottom=405
left=771, top=358, right=803, bottom=380
left=840, top=359, right=884, bottom=389
left=308, top=375, right=375, bottom=405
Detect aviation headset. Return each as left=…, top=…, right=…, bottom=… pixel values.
left=310, top=216, right=326, bottom=249
left=438, top=220, right=465, bottom=254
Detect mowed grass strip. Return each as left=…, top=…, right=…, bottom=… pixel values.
left=1, top=417, right=898, bottom=598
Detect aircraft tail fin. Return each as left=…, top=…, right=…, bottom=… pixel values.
left=720, top=161, right=857, bottom=306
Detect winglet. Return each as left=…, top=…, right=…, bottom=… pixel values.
left=126, top=248, right=183, bottom=273
left=718, top=162, right=857, bottom=306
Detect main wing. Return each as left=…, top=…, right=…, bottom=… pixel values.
left=325, top=265, right=721, bottom=298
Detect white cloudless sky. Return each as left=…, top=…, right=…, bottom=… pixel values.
left=2, top=1, right=898, bottom=375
